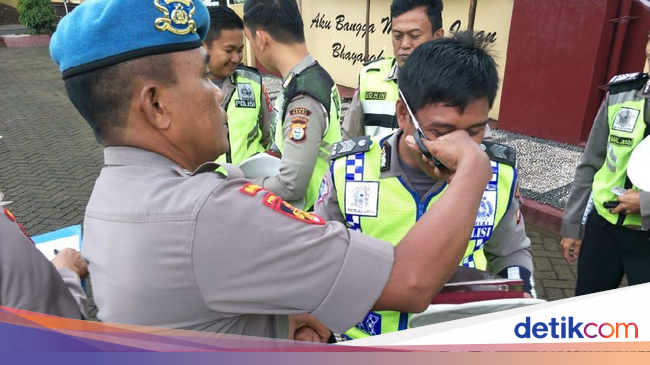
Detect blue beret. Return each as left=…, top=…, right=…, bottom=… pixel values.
left=50, top=0, right=209, bottom=79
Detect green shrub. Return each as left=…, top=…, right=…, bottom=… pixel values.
left=17, top=0, right=56, bottom=34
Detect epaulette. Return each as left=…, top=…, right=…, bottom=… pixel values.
left=234, top=65, right=262, bottom=83
left=607, top=73, right=648, bottom=95
left=330, top=136, right=371, bottom=160
left=481, top=141, right=517, bottom=167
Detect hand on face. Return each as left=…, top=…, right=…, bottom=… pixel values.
left=405, top=130, right=491, bottom=182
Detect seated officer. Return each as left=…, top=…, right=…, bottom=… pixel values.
left=243, top=0, right=342, bottom=210
left=316, top=33, right=534, bottom=340
left=0, top=205, right=88, bottom=319
left=51, top=0, right=497, bottom=338
left=204, top=6, right=273, bottom=165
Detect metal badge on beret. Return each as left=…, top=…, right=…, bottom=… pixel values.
left=155, top=0, right=197, bottom=35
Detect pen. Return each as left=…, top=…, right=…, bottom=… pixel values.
left=53, top=249, right=60, bottom=255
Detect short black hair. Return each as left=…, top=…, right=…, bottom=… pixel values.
left=399, top=31, right=499, bottom=114
left=390, top=0, right=444, bottom=32
left=205, top=6, right=244, bottom=45
left=64, top=54, right=177, bottom=144
left=243, top=0, right=305, bottom=44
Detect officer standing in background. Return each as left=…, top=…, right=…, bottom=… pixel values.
left=317, top=34, right=533, bottom=340
left=50, top=0, right=496, bottom=339
left=560, top=34, right=650, bottom=295
left=204, top=6, right=273, bottom=165
left=342, top=0, right=492, bottom=141
left=243, top=0, right=342, bottom=210
left=342, top=0, right=444, bottom=139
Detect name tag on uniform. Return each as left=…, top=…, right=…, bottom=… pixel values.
left=364, top=91, right=387, bottom=100
left=345, top=181, right=379, bottom=217
left=612, top=108, right=639, bottom=133
left=235, top=100, right=256, bottom=108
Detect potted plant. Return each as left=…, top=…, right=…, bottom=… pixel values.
left=4, top=0, right=56, bottom=47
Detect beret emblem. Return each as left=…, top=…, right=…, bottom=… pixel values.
left=154, top=0, right=197, bottom=35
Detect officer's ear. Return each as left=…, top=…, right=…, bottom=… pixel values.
left=138, top=82, right=172, bottom=131
left=434, top=28, right=444, bottom=39
left=255, top=29, right=271, bottom=51
left=396, top=99, right=410, bottom=131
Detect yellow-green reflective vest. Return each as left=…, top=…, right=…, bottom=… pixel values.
left=359, top=57, right=399, bottom=137
left=331, top=135, right=516, bottom=339
left=593, top=96, right=647, bottom=227
left=216, top=66, right=267, bottom=165
left=272, top=62, right=342, bottom=210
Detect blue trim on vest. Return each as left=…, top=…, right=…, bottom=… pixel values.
left=344, top=152, right=366, bottom=231
left=398, top=312, right=409, bottom=331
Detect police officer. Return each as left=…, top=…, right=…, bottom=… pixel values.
left=51, top=0, right=496, bottom=338
left=204, top=6, right=273, bottom=165
left=243, top=0, right=342, bottom=210
left=560, top=35, right=650, bottom=295
left=342, top=0, right=444, bottom=139
left=0, top=206, right=88, bottom=319
left=317, top=34, right=533, bottom=340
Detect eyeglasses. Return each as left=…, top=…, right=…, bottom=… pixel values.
left=398, top=89, right=447, bottom=170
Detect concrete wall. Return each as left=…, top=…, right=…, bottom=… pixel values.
left=301, top=0, right=515, bottom=119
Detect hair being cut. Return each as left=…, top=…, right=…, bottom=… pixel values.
left=205, top=6, right=244, bottom=45
left=399, top=31, right=499, bottom=114
left=243, top=0, right=305, bottom=44
left=64, top=54, right=177, bottom=144
left=390, top=0, right=444, bottom=32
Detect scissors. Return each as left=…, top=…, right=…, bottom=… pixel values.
left=398, top=89, right=447, bottom=171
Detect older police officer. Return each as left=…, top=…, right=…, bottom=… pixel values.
left=50, top=0, right=495, bottom=338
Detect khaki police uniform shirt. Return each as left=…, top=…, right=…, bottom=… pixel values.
left=341, top=63, right=493, bottom=141
left=216, top=75, right=273, bottom=151
left=0, top=211, right=87, bottom=319
left=252, top=55, right=330, bottom=202
left=83, top=147, right=394, bottom=338
left=561, top=86, right=650, bottom=239
left=315, top=130, right=532, bottom=276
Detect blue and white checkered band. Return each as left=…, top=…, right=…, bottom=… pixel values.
left=355, top=311, right=382, bottom=336
left=344, top=152, right=365, bottom=231
left=469, top=161, right=499, bottom=254
left=462, top=254, right=476, bottom=268
left=154, top=0, right=197, bottom=35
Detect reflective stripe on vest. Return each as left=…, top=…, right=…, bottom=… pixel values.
left=331, top=135, right=516, bottom=339
left=216, top=71, right=265, bottom=165
left=359, top=58, right=399, bottom=138
left=274, top=83, right=342, bottom=210
left=593, top=97, right=647, bottom=226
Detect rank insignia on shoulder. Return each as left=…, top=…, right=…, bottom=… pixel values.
left=331, top=136, right=371, bottom=160
left=481, top=141, right=517, bottom=167
left=239, top=183, right=265, bottom=197
left=608, top=72, right=643, bottom=86
left=263, top=192, right=326, bottom=225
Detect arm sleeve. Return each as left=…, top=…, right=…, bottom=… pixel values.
left=0, top=217, right=85, bottom=320
left=192, top=178, right=395, bottom=333
left=640, top=191, right=650, bottom=230
left=341, top=89, right=365, bottom=140
left=485, top=194, right=534, bottom=275
left=561, top=96, right=610, bottom=239
left=258, top=85, right=274, bottom=149
left=252, top=96, right=326, bottom=202
left=314, top=165, right=347, bottom=223
left=56, top=268, right=89, bottom=319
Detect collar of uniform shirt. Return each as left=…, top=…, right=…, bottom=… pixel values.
left=282, top=54, right=316, bottom=87
left=385, top=62, right=399, bottom=82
